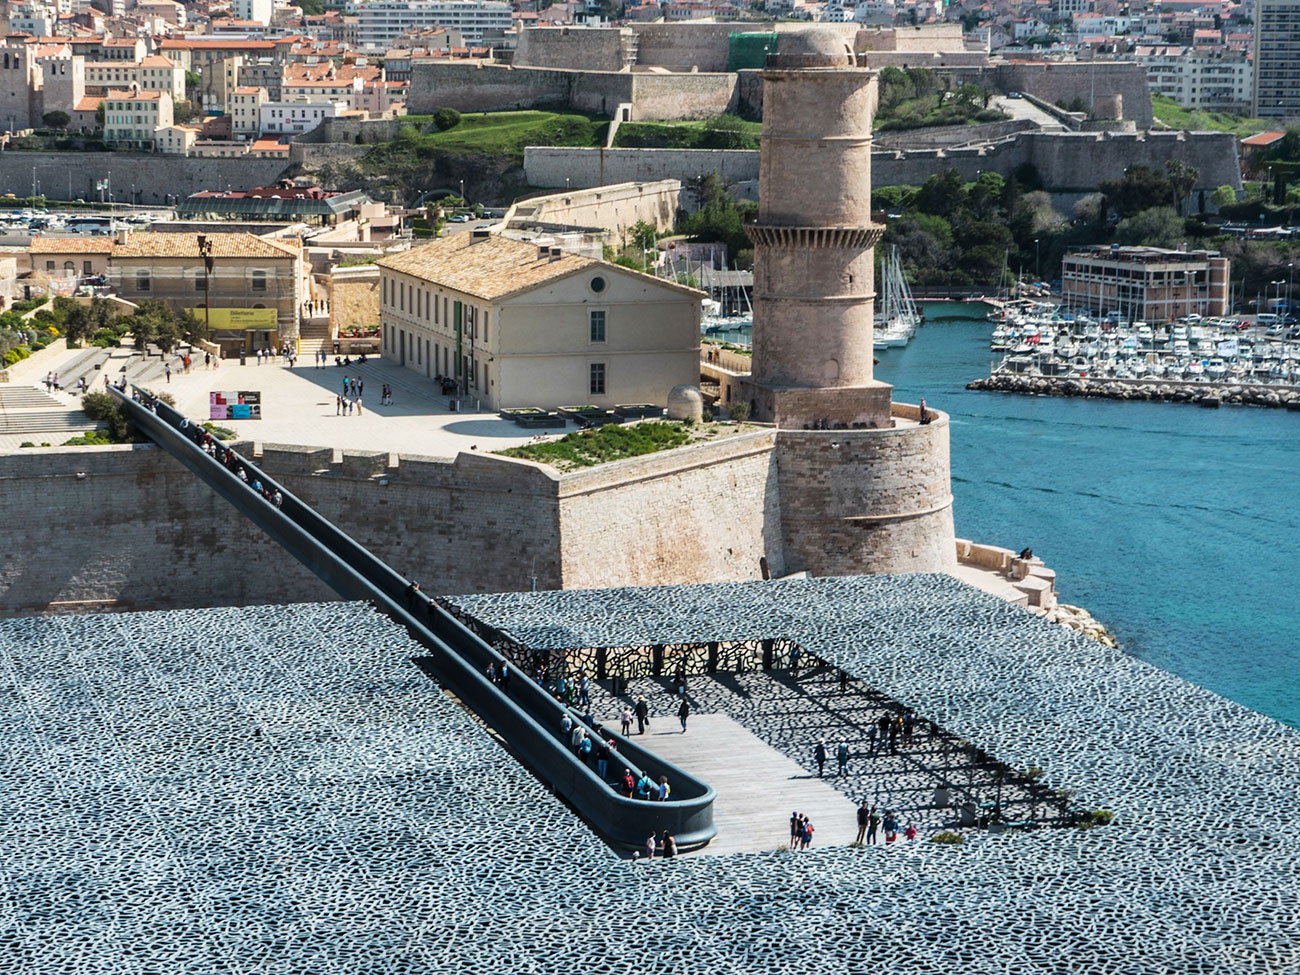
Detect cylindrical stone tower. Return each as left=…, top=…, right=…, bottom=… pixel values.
left=745, top=31, right=891, bottom=429
left=747, top=28, right=957, bottom=576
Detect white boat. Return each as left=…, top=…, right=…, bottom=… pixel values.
left=1205, top=358, right=1228, bottom=380
left=875, top=246, right=921, bottom=350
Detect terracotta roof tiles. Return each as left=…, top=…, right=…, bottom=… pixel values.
left=109, top=232, right=301, bottom=259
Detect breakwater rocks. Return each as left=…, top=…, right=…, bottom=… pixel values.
left=968, top=374, right=1300, bottom=409
left=1046, top=602, right=1118, bottom=648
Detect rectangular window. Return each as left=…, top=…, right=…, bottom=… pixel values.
left=83, top=261, right=92, bottom=274
left=195, top=275, right=207, bottom=292
left=590, top=362, right=606, bottom=395
left=483, top=311, right=488, bottom=344
left=136, top=271, right=151, bottom=292
left=46, top=260, right=54, bottom=271
left=251, top=271, right=267, bottom=292
left=590, top=310, right=606, bottom=343
left=399, top=281, right=404, bottom=312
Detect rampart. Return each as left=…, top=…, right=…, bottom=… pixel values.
left=504, top=179, right=683, bottom=238
left=526, top=129, right=1242, bottom=194
left=407, top=61, right=737, bottom=121
left=0, top=151, right=290, bottom=203
left=0, top=415, right=953, bottom=614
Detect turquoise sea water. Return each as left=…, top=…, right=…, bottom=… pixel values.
left=875, top=301, right=1300, bottom=727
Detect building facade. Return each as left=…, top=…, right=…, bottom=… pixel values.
left=259, top=99, right=341, bottom=135
left=376, top=232, right=701, bottom=409
left=1061, top=245, right=1232, bottom=321
left=103, top=87, right=173, bottom=150
left=356, top=0, right=512, bottom=48
left=1254, top=0, right=1300, bottom=118
left=106, top=232, right=304, bottom=355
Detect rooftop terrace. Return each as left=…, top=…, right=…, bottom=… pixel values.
left=1, top=577, right=1298, bottom=972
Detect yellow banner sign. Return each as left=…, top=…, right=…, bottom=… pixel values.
left=187, top=307, right=278, bottom=330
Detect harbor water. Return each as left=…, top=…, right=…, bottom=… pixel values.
left=876, top=301, right=1300, bottom=727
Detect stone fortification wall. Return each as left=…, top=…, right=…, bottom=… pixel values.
left=556, top=429, right=784, bottom=588
left=507, top=179, right=682, bottom=238
left=774, top=409, right=957, bottom=577
left=857, top=23, right=967, bottom=52
left=407, top=61, right=735, bottom=121
left=0, top=424, right=954, bottom=612
left=629, top=22, right=858, bottom=72
left=631, top=72, right=738, bottom=120
left=0, top=151, right=289, bottom=203
left=514, top=26, right=633, bottom=72
left=299, top=116, right=408, bottom=145
left=327, top=264, right=380, bottom=332
left=992, top=62, right=1154, bottom=127
left=873, top=117, right=1035, bottom=149
left=527, top=129, right=1240, bottom=194
left=525, top=146, right=759, bottom=190
left=0, top=445, right=332, bottom=615
left=408, top=62, right=635, bottom=117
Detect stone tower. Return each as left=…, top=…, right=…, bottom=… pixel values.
left=746, top=30, right=891, bottom=429
left=745, top=28, right=958, bottom=575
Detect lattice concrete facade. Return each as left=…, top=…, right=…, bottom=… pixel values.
left=3, top=581, right=1300, bottom=973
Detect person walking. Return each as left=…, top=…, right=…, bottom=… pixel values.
left=789, top=812, right=800, bottom=849
left=836, top=742, right=850, bottom=777
left=657, top=775, right=670, bottom=801
left=164, top=364, right=171, bottom=383
left=499, top=662, right=510, bottom=695
left=595, top=739, right=610, bottom=781
left=865, top=723, right=878, bottom=758
left=800, top=816, right=814, bottom=851
left=677, top=696, right=690, bottom=733
left=661, top=832, right=677, bottom=858
left=336, top=394, right=343, bottom=415
left=634, top=696, right=649, bottom=735
left=560, top=711, right=573, bottom=739
left=644, top=833, right=656, bottom=861
left=619, top=705, right=633, bottom=737
left=866, top=805, right=880, bottom=845
left=855, top=801, right=869, bottom=845
left=578, top=672, right=590, bottom=708
left=814, top=741, right=827, bottom=777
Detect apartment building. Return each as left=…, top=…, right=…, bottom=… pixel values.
left=103, top=87, right=172, bottom=150
left=229, top=85, right=267, bottom=137
left=1254, top=0, right=1300, bottom=118
left=83, top=55, right=185, bottom=99
left=1133, top=45, right=1252, bottom=111
left=259, top=98, right=342, bottom=134
left=356, top=0, right=512, bottom=48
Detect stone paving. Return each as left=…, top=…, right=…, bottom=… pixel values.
left=155, top=352, right=572, bottom=457
left=587, top=666, right=1053, bottom=847
left=4, top=586, right=1300, bottom=972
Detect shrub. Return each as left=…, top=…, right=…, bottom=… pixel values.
left=19, top=441, right=37, bottom=448
left=433, top=107, right=462, bottom=131
left=62, top=432, right=114, bottom=446
left=81, top=390, right=133, bottom=442
left=1089, top=809, right=1114, bottom=826
left=931, top=831, right=965, bottom=845
left=201, top=421, right=237, bottom=440
left=728, top=401, right=750, bottom=423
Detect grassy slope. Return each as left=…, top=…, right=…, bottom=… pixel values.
left=1151, top=94, right=1272, bottom=138
left=497, top=421, right=691, bottom=470
left=384, top=111, right=608, bottom=159
left=613, top=117, right=762, bottom=150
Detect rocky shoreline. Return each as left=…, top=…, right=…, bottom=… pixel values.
left=969, top=374, right=1300, bottom=409
left=1044, top=602, right=1118, bottom=648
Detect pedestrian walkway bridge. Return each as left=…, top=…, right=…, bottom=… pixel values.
left=110, top=385, right=716, bottom=853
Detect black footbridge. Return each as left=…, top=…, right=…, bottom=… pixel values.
left=112, top=386, right=716, bottom=852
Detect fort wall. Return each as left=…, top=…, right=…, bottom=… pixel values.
left=0, top=413, right=956, bottom=614
left=526, top=129, right=1242, bottom=194
left=0, top=151, right=289, bottom=203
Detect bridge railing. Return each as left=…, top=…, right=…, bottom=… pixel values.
left=112, top=386, right=716, bottom=852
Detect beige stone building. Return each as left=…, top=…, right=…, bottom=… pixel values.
left=229, top=85, right=266, bottom=137
left=27, top=237, right=113, bottom=280
left=106, top=232, right=305, bottom=356
left=103, top=87, right=172, bottom=150
left=376, top=233, right=702, bottom=409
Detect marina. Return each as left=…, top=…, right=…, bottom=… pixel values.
left=978, top=302, right=1300, bottom=407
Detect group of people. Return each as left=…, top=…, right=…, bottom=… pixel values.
left=252, top=346, right=296, bottom=367
left=789, top=812, right=815, bottom=850
left=42, top=371, right=61, bottom=392
left=337, top=375, right=364, bottom=415
left=176, top=418, right=285, bottom=509
left=854, top=802, right=917, bottom=845
left=641, top=830, right=678, bottom=860
left=813, top=741, right=852, bottom=777
left=863, top=709, right=926, bottom=758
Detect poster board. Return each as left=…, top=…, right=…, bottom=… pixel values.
left=209, top=390, right=262, bottom=420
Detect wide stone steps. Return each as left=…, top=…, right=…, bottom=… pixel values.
left=0, top=387, right=63, bottom=409
left=0, top=411, right=97, bottom=435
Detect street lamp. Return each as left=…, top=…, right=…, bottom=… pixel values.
left=1034, top=237, right=1041, bottom=279
left=1288, top=263, right=1295, bottom=317
left=459, top=178, right=464, bottom=204
left=1271, top=279, right=1284, bottom=315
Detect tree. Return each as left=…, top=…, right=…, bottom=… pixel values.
left=172, top=98, right=195, bottom=125
left=1100, top=165, right=1173, bottom=218
left=1164, top=159, right=1199, bottom=216
left=184, top=69, right=201, bottom=91
left=1115, top=206, right=1186, bottom=248
left=433, top=107, right=461, bottom=131
left=914, top=169, right=966, bottom=216
left=629, top=220, right=657, bottom=251
left=94, top=102, right=105, bottom=128
left=41, top=110, right=70, bottom=130
left=1211, top=184, right=1237, bottom=208
left=63, top=305, right=93, bottom=346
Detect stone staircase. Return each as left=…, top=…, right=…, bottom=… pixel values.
left=0, top=385, right=98, bottom=438
left=299, top=316, right=333, bottom=357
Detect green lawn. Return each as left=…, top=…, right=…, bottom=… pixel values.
left=497, top=421, right=690, bottom=470
left=1151, top=94, right=1272, bottom=137
left=383, top=110, right=609, bottom=160
left=613, top=116, right=762, bottom=150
